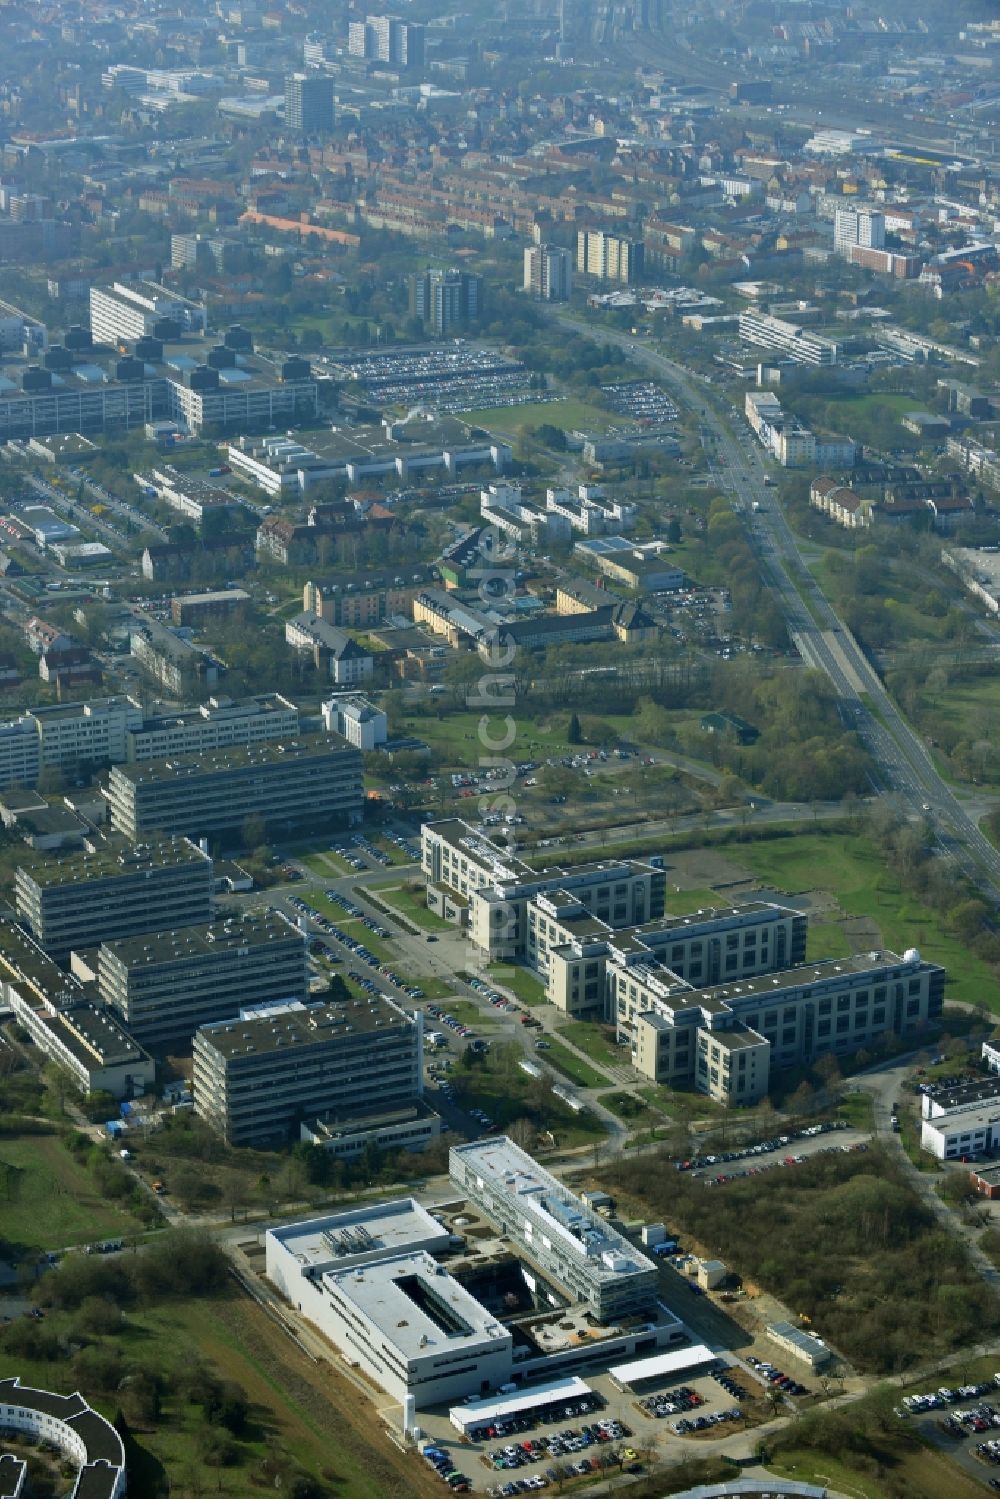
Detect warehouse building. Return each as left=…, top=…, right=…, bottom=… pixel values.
left=107, top=736, right=363, bottom=841
left=193, top=993, right=423, bottom=1145
left=449, top=1137, right=658, bottom=1323
left=99, top=910, right=306, bottom=1047
left=15, top=836, right=213, bottom=959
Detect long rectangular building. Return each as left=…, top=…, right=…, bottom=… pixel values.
left=99, top=910, right=307, bottom=1047
left=193, top=994, right=423, bottom=1145
left=450, top=1137, right=658, bottom=1323
left=107, top=735, right=364, bottom=841
left=15, top=836, right=213, bottom=959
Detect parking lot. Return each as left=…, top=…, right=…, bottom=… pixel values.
left=906, top=1375, right=1000, bottom=1490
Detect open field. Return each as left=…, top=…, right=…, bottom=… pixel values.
left=556, top=1020, right=628, bottom=1070
left=486, top=963, right=548, bottom=1007
left=0, top=1131, right=146, bottom=1253
left=724, top=831, right=1000, bottom=1010
left=0, top=1287, right=442, bottom=1499
left=768, top=1436, right=990, bottom=1499
left=464, top=397, right=613, bottom=434
left=541, top=1038, right=609, bottom=1090
left=368, top=879, right=452, bottom=930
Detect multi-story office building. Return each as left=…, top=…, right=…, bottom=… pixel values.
left=193, top=993, right=423, bottom=1144
left=0, top=717, right=41, bottom=791
left=107, top=736, right=364, bottom=841
left=32, top=697, right=142, bottom=777
left=266, top=1203, right=510, bottom=1409
left=125, top=694, right=299, bottom=764
left=9, top=989, right=155, bottom=1099
left=450, top=1138, right=658, bottom=1323
left=624, top=948, right=944, bottom=1105
left=99, top=910, right=306, bottom=1047
left=833, top=207, right=885, bottom=257
left=737, top=310, right=839, bottom=366
left=89, top=281, right=207, bottom=346
left=523, top=244, right=573, bottom=301
left=534, top=898, right=806, bottom=1020
left=409, top=269, right=482, bottom=334
left=421, top=819, right=665, bottom=960
left=575, top=230, right=644, bottom=284
left=15, top=837, right=213, bottom=959
left=284, top=73, right=335, bottom=134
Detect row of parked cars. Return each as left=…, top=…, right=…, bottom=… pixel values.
left=422, top=1447, right=471, bottom=1492
left=488, top=1419, right=630, bottom=1471
left=639, top=1385, right=707, bottom=1420
left=746, top=1357, right=809, bottom=1398
left=426, top=1004, right=472, bottom=1039
left=902, top=1377, right=1000, bottom=1414
left=466, top=1397, right=607, bottom=1442
left=672, top=1409, right=743, bottom=1435
left=945, top=1401, right=1000, bottom=1436
left=676, top=1120, right=849, bottom=1173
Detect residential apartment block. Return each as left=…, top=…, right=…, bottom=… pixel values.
left=99, top=910, right=306, bottom=1047
left=523, top=243, right=572, bottom=301
left=193, top=992, right=424, bottom=1145
left=576, top=230, right=644, bottom=284
left=15, top=836, right=213, bottom=959
left=107, top=736, right=364, bottom=841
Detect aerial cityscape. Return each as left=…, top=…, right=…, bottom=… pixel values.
left=1, top=0, right=1000, bottom=1496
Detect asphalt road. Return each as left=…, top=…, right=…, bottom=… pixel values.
left=548, top=311, right=1000, bottom=899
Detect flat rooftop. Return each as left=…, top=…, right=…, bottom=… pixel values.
left=451, top=1137, right=656, bottom=1285
left=927, top=1076, right=1000, bottom=1113
left=323, top=1249, right=509, bottom=1361
left=110, top=734, right=352, bottom=786
left=18, top=834, right=207, bottom=888
left=197, top=992, right=410, bottom=1060
left=269, top=1198, right=448, bottom=1271
left=678, top=950, right=922, bottom=1010
left=40, top=1003, right=150, bottom=1068
left=0, top=920, right=84, bottom=1002
left=102, top=909, right=299, bottom=967
left=926, top=1100, right=1000, bottom=1133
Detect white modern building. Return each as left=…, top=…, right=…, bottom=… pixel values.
left=266, top=1204, right=513, bottom=1408
left=833, top=208, right=885, bottom=257
left=523, top=244, right=573, bottom=302
left=0, top=1378, right=126, bottom=1499
left=89, top=281, right=207, bottom=346
left=322, top=693, right=387, bottom=751
left=450, top=1138, right=658, bottom=1322
left=738, top=311, right=839, bottom=366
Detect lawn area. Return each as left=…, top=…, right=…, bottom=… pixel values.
left=450, top=1054, right=604, bottom=1146
left=726, top=830, right=1000, bottom=1010
left=602, top=1091, right=653, bottom=1122
left=486, top=963, right=548, bottom=1007
left=805, top=920, right=852, bottom=960
left=368, top=880, right=452, bottom=930
left=0, top=1131, right=146, bottom=1253
left=767, top=1438, right=987, bottom=1499
left=0, top=1289, right=441, bottom=1499
left=556, top=1021, right=627, bottom=1070
left=837, top=1090, right=875, bottom=1132
left=299, top=849, right=352, bottom=877
left=463, top=397, right=613, bottom=435
left=663, top=886, right=724, bottom=915
left=426, top=999, right=491, bottom=1028
left=542, top=1038, right=610, bottom=1090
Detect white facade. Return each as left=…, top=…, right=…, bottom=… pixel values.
left=0, top=717, right=41, bottom=791
left=833, top=208, right=886, bottom=257
left=738, top=311, right=839, bottom=366
left=89, top=281, right=207, bottom=346
left=322, top=694, right=388, bottom=751
left=523, top=244, right=572, bottom=301
left=33, top=697, right=142, bottom=774
left=0, top=1378, right=125, bottom=1499
left=921, top=1102, right=1000, bottom=1160
left=266, top=1207, right=512, bottom=1408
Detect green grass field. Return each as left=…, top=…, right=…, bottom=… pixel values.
left=728, top=831, right=1000, bottom=1010
left=556, top=1021, right=627, bottom=1070
left=0, top=1132, right=146, bottom=1252
left=463, top=397, right=613, bottom=435
left=541, top=1039, right=609, bottom=1090
left=486, top=963, right=548, bottom=1007
left=368, top=881, right=452, bottom=930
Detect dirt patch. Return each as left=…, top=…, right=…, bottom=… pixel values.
left=667, top=849, right=752, bottom=888
left=841, top=915, right=882, bottom=947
